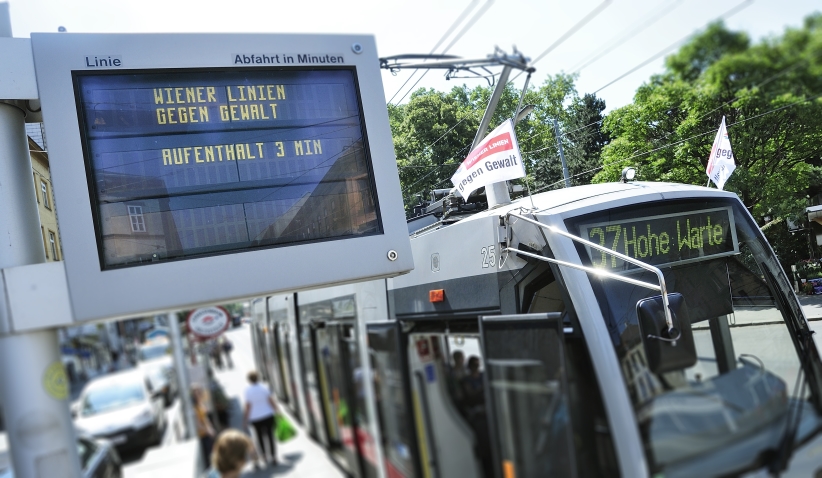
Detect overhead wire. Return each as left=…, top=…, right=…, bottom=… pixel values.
left=390, top=0, right=495, bottom=105
left=509, top=0, right=612, bottom=84
left=387, top=0, right=480, bottom=104
left=532, top=165, right=605, bottom=193
left=557, top=91, right=822, bottom=188
left=623, top=58, right=813, bottom=155
left=398, top=0, right=614, bottom=200
left=593, top=0, right=754, bottom=94
left=571, top=0, right=683, bottom=73
left=529, top=6, right=804, bottom=151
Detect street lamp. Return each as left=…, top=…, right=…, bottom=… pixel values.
left=514, top=104, right=535, bottom=125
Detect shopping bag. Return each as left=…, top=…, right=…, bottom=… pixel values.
left=275, top=414, right=297, bottom=442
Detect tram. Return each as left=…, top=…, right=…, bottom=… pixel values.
left=250, top=178, right=822, bottom=478
left=247, top=47, right=822, bottom=478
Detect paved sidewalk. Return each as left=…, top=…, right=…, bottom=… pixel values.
left=210, top=326, right=344, bottom=478
left=799, top=295, right=822, bottom=319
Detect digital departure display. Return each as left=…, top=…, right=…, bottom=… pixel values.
left=578, top=207, right=738, bottom=272
left=74, top=68, right=381, bottom=269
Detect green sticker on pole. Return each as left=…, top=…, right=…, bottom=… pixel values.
left=43, top=362, right=69, bottom=400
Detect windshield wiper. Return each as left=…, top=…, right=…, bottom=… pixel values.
left=769, top=327, right=816, bottom=476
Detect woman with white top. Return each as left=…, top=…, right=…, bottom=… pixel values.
left=243, top=370, right=279, bottom=469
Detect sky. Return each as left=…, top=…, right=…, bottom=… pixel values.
left=6, top=0, right=821, bottom=112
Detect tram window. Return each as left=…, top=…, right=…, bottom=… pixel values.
left=523, top=268, right=618, bottom=477
left=569, top=199, right=819, bottom=476
left=408, top=330, right=493, bottom=478
left=368, top=326, right=417, bottom=478
left=527, top=280, right=565, bottom=315
left=482, top=319, right=576, bottom=478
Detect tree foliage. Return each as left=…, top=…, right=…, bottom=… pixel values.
left=596, top=17, right=822, bottom=226
left=389, top=74, right=609, bottom=213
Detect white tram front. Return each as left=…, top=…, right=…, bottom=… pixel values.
left=252, top=181, right=822, bottom=478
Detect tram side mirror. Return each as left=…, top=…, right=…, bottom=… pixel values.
left=636, top=293, right=697, bottom=375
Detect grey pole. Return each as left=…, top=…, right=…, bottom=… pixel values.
left=473, top=65, right=513, bottom=208
left=553, top=118, right=571, bottom=188
left=169, top=311, right=197, bottom=439
left=0, top=103, right=83, bottom=478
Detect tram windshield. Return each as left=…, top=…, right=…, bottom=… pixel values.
left=568, top=198, right=822, bottom=476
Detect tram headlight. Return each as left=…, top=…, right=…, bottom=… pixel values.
left=621, top=167, right=637, bottom=183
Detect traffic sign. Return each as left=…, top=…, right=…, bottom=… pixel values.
left=186, top=306, right=230, bottom=340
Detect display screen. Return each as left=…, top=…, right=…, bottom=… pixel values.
left=577, top=207, right=738, bottom=272
left=74, top=68, right=382, bottom=269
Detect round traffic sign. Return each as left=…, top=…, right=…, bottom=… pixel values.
left=186, top=306, right=230, bottom=340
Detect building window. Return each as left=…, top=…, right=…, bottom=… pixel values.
left=48, top=231, right=58, bottom=261
left=40, top=180, right=50, bottom=209
left=128, top=205, right=146, bottom=232
left=41, top=226, right=48, bottom=259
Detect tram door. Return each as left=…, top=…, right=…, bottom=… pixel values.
left=252, top=321, right=269, bottom=382
left=273, top=323, right=292, bottom=404
left=299, top=319, right=324, bottom=443
left=314, top=322, right=368, bottom=477
left=266, top=322, right=286, bottom=402
left=279, top=321, right=302, bottom=422
left=367, top=323, right=419, bottom=478
left=406, top=327, right=492, bottom=478
left=479, top=313, right=577, bottom=478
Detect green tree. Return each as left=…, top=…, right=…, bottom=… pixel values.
left=596, top=16, right=822, bottom=225
left=562, top=93, right=610, bottom=186
left=390, top=73, right=608, bottom=211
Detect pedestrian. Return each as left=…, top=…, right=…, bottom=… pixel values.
left=221, top=336, right=234, bottom=369
left=211, top=340, right=224, bottom=370
left=208, top=368, right=231, bottom=431
left=206, top=429, right=254, bottom=478
left=243, top=370, right=279, bottom=469
left=193, top=386, right=216, bottom=469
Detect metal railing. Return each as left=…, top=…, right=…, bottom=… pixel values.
left=503, top=212, right=679, bottom=341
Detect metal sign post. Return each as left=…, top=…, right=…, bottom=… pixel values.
left=168, top=311, right=197, bottom=440
left=0, top=5, right=83, bottom=476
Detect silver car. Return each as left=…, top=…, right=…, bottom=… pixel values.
left=73, top=370, right=166, bottom=452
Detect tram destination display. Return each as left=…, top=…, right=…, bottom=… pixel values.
left=31, top=33, right=413, bottom=323
left=76, top=68, right=379, bottom=269
left=579, top=207, right=739, bottom=272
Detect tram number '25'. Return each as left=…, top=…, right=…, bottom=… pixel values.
left=481, top=245, right=496, bottom=268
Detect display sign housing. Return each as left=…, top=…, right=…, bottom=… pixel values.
left=32, top=33, right=413, bottom=322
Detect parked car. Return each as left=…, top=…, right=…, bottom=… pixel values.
left=136, top=339, right=177, bottom=407
left=137, top=340, right=171, bottom=363
left=809, top=277, right=822, bottom=295
left=73, top=370, right=166, bottom=453
left=0, top=434, right=121, bottom=478
left=142, top=362, right=178, bottom=407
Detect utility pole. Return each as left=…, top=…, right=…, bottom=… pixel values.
left=169, top=311, right=197, bottom=439
left=0, top=4, right=83, bottom=477
left=553, top=118, right=571, bottom=188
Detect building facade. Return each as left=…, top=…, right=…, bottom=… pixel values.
left=29, top=136, right=63, bottom=262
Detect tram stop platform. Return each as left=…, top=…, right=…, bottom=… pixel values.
left=208, top=327, right=345, bottom=478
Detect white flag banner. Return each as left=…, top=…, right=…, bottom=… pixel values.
left=451, top=119, right=525, bottom=200
left=706, top=116, right=736, bottom=190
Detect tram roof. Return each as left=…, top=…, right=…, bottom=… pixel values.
left=462, top=181, right=739, bottom=223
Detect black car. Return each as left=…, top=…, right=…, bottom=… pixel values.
left=231, top=314, right=242, bottom=327
left=0, top=435, right=121, bottom=478
left=77, top=435, right=123, bottom=478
